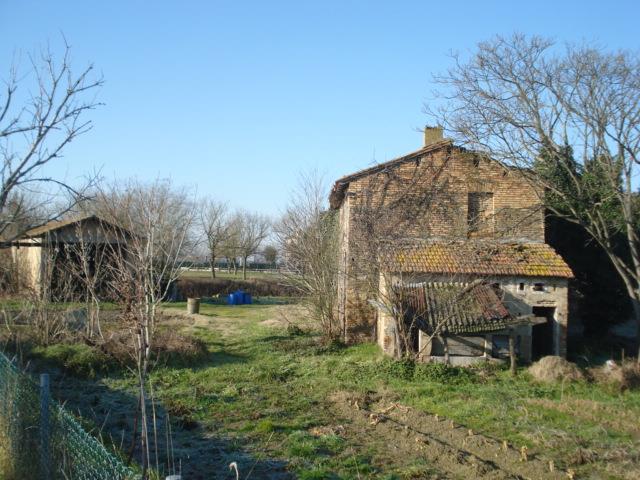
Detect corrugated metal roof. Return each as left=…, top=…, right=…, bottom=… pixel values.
left=391, top=241, right=573, bottom=279
left=401, top=282, right=518, bottom=334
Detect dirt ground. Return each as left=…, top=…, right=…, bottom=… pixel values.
left=327, top=390, right=569, bottom=480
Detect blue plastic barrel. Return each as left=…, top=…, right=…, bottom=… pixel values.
left=236, top=290, right=245, bottom=305
left=244, top=293, right=252, bottom=304
left=228, top=293, right=235, bottom=305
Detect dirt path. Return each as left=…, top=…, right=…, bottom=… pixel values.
left=160, top=307, right=576, bottom=478
left=160, top=308, right=243, bottom=338
left=329, top=391, right=570, bottom=480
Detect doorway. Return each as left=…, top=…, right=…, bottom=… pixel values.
left=531, top=306, right=556, bottom=360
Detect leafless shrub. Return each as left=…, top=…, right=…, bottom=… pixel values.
left=234, top=210, right=271, bottom=281
left=97, top=178, right=195, bottom=477
left=589, top=360, right=640, bottom=391
left=276, top=172, right=340, bottom=340
left=199, top=199, right=231, bottom=279
left=343, top=152, right=468, bottom=357
left=98, top=326, right=208, bottom=367
left=176, top=277, right=298, bottom=300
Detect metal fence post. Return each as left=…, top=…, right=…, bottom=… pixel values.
left=40, top=373, right=51, bottom=480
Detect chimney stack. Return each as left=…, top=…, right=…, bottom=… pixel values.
left=424, top=125, right=443, bottom=146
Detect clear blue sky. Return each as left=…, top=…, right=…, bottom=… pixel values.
left=1, top=1, right=639, bottom=216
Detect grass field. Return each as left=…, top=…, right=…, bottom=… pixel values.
left=179, top=268, right=284, bottom=281
left=23, top=302, right=640, bottom=479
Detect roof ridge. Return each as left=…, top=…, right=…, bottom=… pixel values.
left=334, top=139, right=454, bottom=185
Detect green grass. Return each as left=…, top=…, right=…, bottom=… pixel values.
left=149, top=304, right=640, bottom=477
left=0, top=299, right=119, bottom=311
left=18, top=302, right=640, bottom=478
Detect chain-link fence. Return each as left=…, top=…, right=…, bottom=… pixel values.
left=0, top=351, right=137, bottom=479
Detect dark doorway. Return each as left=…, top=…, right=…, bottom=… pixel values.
left=531, top=307, right=556, bottom=360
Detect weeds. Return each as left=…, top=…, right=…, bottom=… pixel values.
left=8, top=302, right=640, bottom=479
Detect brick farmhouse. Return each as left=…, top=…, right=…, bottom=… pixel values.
left=329, top=127, right=573, bottom=364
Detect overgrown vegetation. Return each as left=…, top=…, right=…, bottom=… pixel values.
left=176, top=275, right=299, bottom=300
left=18, top=302, right=639, bottom=479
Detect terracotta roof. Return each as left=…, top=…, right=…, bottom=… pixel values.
left=402, top=282, right=518, bottom=334
left=329, top=140, right=455, bottom=209
left=390, top=242, right=573, bottom=278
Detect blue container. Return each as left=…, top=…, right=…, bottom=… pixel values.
left=244, top=293, right=252, bottom=304
left=228, top=293, right=236, bottom=305
left=235, top=290, right=245, bottom=305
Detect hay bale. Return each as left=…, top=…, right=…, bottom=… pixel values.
left=528, top=356, right=584, bottom=383
left=590, top=360, right=640, bottom=391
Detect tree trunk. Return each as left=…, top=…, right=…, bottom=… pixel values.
left=210, top=259, right=216, bottom=279
left=242, top=256, right=247, bottom=280
left=631, top=291, right=640, bottom=364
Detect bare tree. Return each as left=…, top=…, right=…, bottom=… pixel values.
left=263, top=244, right=278, bottom=268
left=342, top=153, right=461, bottom=356
left=199, top=198, right=230, bottom=279
left=216, top=215, right=240, bottom=275
left=0, top=41, right=102, bottom=241
left=277, top=172, right=340, bottom=339
left=98, top=179, right=194, bottom=477
left=428, top=33, right=640, bottom=357
left=235, top=210, right=270, bottom=280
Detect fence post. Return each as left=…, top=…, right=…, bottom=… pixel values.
left=40, top=373, right=51, bottom=480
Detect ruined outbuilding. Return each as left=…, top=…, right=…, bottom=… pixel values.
left=7, top=214, right=128, bottom=298
left=330, top=127, right=573, bottom=363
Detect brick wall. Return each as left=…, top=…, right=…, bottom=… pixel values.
left=336, top=145, right=546, bottom=342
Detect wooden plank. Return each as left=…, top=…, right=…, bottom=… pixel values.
left=432, top=335, right=484, bottom=356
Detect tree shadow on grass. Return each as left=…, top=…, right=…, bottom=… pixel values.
left=46, top=372, right=295, bottom=480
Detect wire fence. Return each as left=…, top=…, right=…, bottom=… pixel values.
left=0, top=351, right=137, bottom=479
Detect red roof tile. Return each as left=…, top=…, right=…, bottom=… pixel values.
left=401, top=282, right=519, bottom=334
left=390, top=242, right=573, bottom=279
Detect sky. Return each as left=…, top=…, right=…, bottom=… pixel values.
left=1, top=0, right=639, bottom=216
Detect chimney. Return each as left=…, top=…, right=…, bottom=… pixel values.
left=423, top=125, right=443, bottom=146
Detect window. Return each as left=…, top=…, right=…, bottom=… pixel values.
left=518, top=282, right=525, bottom=291
left=467, top=192, right=494, bottom=235
left=533, top=283, right=546, bottom=292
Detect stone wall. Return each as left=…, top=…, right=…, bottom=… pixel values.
left=376, top=273, right=569, bottom=362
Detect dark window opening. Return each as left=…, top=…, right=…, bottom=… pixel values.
left=518, top=282, right=525, bottom=291
left=467, top=192, right=494, bottom=234
left=533, top=283, right=545, bottom=292
left=531, top=306, right=555, bottom=360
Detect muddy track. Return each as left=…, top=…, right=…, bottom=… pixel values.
left=329, top=391, right=570, bottom=480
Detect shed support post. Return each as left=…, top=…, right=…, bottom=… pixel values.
left=508, top=330, right=517, bottom=376
left=441, top=336, right=450, bottom=365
